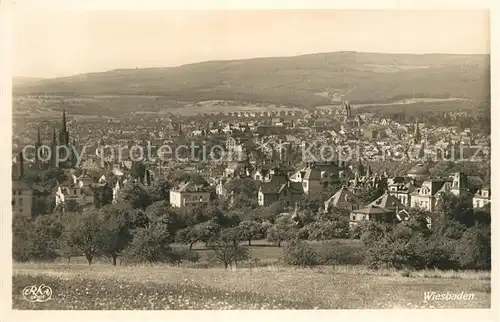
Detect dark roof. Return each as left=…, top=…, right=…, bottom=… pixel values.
left=173, top=181, right=211, bottom=193
left=355, top=205, right=391, bottom=215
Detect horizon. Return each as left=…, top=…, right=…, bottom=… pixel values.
left=13, top=10, right=490, bottom=78
left=13, top=50, right=491, bottom=80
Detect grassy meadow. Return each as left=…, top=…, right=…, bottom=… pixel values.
left=12, top=239, right=490, bottom=310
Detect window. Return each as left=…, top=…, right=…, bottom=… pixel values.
left=19, top=198, right=23, bottom=205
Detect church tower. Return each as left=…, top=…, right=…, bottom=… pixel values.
left=57, top=107, right=73, bottom=168
left=414, top=119, right=421, bottom=144
left=35, top=127, right=42, bottom=169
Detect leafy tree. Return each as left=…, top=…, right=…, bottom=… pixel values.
left=454, top=226, right=491, bottom=270
left=12, top=215, right=34, bottom=262
left=28, top=215, right=63, bottom=261
left=145, top=200, right=185, bottom=242
left=237, top=220, right=264, bottom=246
left=61, top=210, right=102, bottom=265
left=282, top=239, right=319, bottom=268
left=225, top=178, right=260, bottom=198
left=266, top=221, right=297, bottom=247
left=148, top=179, right=172, bottom=203
left=98, top=205, right=133, bottom=265
left=196, top=220, right=221, bottom=246
left=306, top=220, right=349, bottom=241
left=359, top=221, right=389, bottom=245
left=209, top=239, right=250, bottom=269
left=176, top=227, right=199, bottom=250
left=122, top=222, right=176, bottom=264
left=116, top=182, right=152, bottom=210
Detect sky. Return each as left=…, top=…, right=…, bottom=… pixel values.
left=12, top=10, right=490, bottom=78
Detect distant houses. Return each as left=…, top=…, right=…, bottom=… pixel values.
left=169, top=181, right=211, bottom=208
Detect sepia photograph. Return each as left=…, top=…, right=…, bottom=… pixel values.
left=5, top=6, right=493, bottom=313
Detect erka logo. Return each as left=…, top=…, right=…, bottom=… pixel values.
left=22, top=284, right=53, bottom=303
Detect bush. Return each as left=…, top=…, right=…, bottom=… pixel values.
left=282, top=239, right=319, bottom=268
left=171, top=247, right=200, bottom=263
left=316, top=240, right=365, bottom=265
left=349, top=225, right=362, bottom=239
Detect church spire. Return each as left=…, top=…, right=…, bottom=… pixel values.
left=414, top=118, right=421, bottom=144
left=52, top=127, right=58, bottom=168
left=62, top=108, right=67, bottom=133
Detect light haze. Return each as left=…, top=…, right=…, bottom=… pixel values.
left=13, top=10, right=490, bottom=78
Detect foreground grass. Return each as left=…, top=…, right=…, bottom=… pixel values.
left=13, top=264, right=490, bottom=310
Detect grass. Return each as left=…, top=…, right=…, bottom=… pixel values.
left=13, top=262, right=490, bottom=310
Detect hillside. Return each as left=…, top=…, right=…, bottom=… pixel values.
left=13, top=52, right=490, bottom=108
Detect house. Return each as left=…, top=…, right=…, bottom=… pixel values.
left=473, top=185, right=490, bottom=208
left=410, top=179, right=450, bottom=212
left=324, top=186, right=363, bottom=212
left=169, top=181, right=211, bottom=208
left=12, top=180, right=33, bottom=217
left=224, top=160, right=253, bottom=178
left=295, top=162, right=343, bottom=195
left=257, top=171, right=303, bottom=207
left=366, top=192, right=407, bottom=213
left=350, top=205, right=394, bottom=226
left=387, top=177, right=415, bottom=207
left=349, top=192, right=407, bottom=226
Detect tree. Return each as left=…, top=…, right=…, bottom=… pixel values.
left=98, top=205, right=133, bottom=265
left=266, top=221, right=297, bottom=247
left=359, top=221, right=389, bottom=245
left=122, top=222, right=176, bottom=264
left=306, top=220, right=349, bottom=241
left=196, top=220, right=221, bottom=246
left=148, top=179, right=172, bottom=203
left=12, top=215, right=34, bottom=262
left=29, top=214, right=63, bottom=261
left=209, top=239, right=250, bottom=269
left=282, top=239, right=319, bottom=268
left=237, top=220, right=264, bottom=246
left=116, top=182, right=152, bottom=210
left=145, top=200, right=185, bottom=242
left=62, top=210, right=103, bottom=265
left=176, top=227, right=199, bottom=250
left=454, top=226, right=491, bottom=270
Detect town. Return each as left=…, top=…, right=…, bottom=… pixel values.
left=12, top=99, right=490, bottom=222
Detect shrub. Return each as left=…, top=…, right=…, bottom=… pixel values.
left=349, top=225, right=362, bottom=239
left=316, top=240, right=365, bottom=265
left=171, top=247, right=200, bottom=263
left=282, top=239, right=319, bottom=268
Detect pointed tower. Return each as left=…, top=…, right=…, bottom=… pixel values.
left=52, top=127, right=58, bottom=168
left=414, top=119, right=421, bottom=144
left=35, top=127, right=42, bottom=169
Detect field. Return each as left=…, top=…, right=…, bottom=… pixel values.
left=12, top=239, right=491, bottom=310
